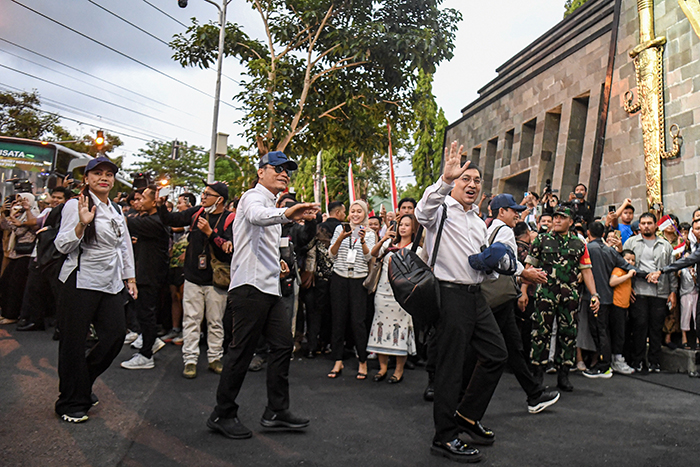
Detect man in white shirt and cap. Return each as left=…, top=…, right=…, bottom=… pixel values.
left=207, top=151, right=320, bottom=440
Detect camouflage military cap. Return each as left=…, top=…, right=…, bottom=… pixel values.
left=553, top=207, right=573, bottom=219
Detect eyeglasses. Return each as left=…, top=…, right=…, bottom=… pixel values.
left=265, top=164, right=292, bottom=176
left=110, top=218, right=122, bottom=239
left=458, top=175, right=481, bottom=185
left=201, top=191, right=219, bottom=198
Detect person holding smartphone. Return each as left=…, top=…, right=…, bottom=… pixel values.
left=327, top=199, right=376, bottom=379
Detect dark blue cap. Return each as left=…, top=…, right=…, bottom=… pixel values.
left=85, top=156, right=119, bottom=174
left=468, top=242, right=518, bottom=275
left=490, top=194, right=526, bottom=213
left=259, top=151, right=298, bottom=170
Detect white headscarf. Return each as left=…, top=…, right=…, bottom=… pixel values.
left=18, top=193, right=40, bottom=217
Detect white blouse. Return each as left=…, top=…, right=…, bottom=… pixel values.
left=330, top=224, right=376, bottom=279
left=55, top=191, right=135, bottom=294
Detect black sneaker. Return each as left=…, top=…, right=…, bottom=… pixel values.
left=90, top=393, right=99, bottom=407
left=430, top=438, right=482, bottom=463
left=260, top=408, right=309, bottom=429
left=61, top=412, right=88, bottom=423
left=207, top=413, right=252, bottom=439
left=649, top=362, right=661, bottom=373
left=582, top=365, right=613, bottom=379
left=527, top=389, right=560, bottom=414
left=455, top=414, right=494, bottom=446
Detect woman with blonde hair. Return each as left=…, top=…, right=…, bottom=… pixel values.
left=327, top=200, right=376, bottom=379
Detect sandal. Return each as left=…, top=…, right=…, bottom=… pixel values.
left=388, top=374, right=404, bottom=384
left=373, top=372, right=387, bottom=382
left=327, top=368, right=343, bottom=379
left=356, top=372, right=367, bottom=380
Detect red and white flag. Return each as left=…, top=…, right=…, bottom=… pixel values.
left=658, top=215, right=675, bottom=231
left=387, top=121, right=398, bottom=212
left=348, top=160, right=356, bottom=203
left=673, top=241, right=687, bottom=257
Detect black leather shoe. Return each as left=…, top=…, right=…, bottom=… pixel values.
left=207, top=413, right=252, bottom=439
left=557, top=366, right=574, bottom=392
left=17, top=321, right=44, bottom=332
left=260, top=408, right=309, bottom=429
left=430, top=438, right=482, bottom=463
left=455, top=414, right=495, bottom=446
left=423, top=372, right=435, bottom=402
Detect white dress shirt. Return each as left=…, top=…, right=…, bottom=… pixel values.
left=229, top=183, right=291, bottom=296
left=415, top=178, right=491, bottom=285
left=487, top=219, right=525, bottom=276
left=56, top=191, right=135, bottom=294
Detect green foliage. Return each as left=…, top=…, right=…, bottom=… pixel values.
left=0, top=90, right=123, bottom=156
left=170, top=0, right=461, bottom=163
left=131, top=140, right=258, bottom=200
left=0, top=90, right=59, bottom=140
left=564, top=0, right=589, bottom=17
left=406, top=70, right=447, bottom=200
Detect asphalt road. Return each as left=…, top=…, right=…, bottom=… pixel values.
left=2, top=326, right=699, bottom=467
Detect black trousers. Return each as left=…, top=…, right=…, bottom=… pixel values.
left=306, top=278, right=331, bottom=351
left=629, top=295, right=667, bottom=366
left=586, top=303, right=612, bottom=367
left=433, top=283, right=507, bottom=443
left=330, top=273, right=368, bottom=362
left=465, top=299, right=542, bottom=400
left=135, top=285, right=159, bottom=358
left=0, top=256, right=31, bottom=320
left=19, top=259, right=61, bottom=325
left=55, top=271, right=126, bottom=415
left=215, top=285, right=293, bottom=418
left=609, top=305, right=628, bottom=355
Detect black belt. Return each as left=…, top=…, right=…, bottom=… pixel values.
left=439, top=281, right=481, bottom=293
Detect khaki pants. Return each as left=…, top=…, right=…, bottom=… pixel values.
left=182, top=280, right=227, bottom=365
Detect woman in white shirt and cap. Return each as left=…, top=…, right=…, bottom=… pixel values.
left=54, top=156, right=136, bottom=423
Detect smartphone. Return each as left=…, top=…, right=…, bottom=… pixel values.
left=159, top=186, right=172, bottom=198
left=523, top=192, right=529, bottom=199
left=342, top=222, right=351, bottom=232
left=389, top=220, right=397, bottom=231
left=608, top=205, right=616, bottom=213
left=614, top=230, right=621, bottom=239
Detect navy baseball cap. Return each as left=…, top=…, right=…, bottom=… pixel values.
left=259, top=151, right=298, bottom=171
left=490, top=194, right=526, bottom=213
left=201, top=180, right=229, bottom=201
left=469, top=242, right=518, bottom=275
left=85, top=156, right=119, bottom=174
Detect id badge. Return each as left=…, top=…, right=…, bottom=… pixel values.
left=346, top=249, right=357, bottom=264
left=198, top=254, right=207, bottom=270
left=280, top=237, right=290, bottom=248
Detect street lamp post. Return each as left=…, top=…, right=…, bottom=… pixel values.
left=178, top=0, right=231, bottom=183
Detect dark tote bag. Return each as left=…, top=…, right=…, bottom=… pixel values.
left=480, top=225, right=520, bottom=308
left=388, top=204, right=447, bottom=326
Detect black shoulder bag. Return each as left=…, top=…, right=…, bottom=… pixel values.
left=388, top=204, right=448, bottom=327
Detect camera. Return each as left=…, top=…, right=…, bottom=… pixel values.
left=7, top=178, right=33, bottom=193
left=131, top=172, right=153, bottom=189
left=543, top=179, right=553, bottom=194
left=178, top=0, right=188, bottom=7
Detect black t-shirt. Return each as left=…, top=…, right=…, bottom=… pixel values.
left=126, top=212, right=170, bottom=287
left=157, top=205, right=233, bottom=286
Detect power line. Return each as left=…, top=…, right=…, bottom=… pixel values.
left=0, top=37, right=199, bottom=118
left=0, top=47, right=165, bottom=115
left=142, top=0, right=188, bottom=28
left=10, top=0, right=236, bottom=109
left=0, top=63, right=205, bottom=136
left=0, top=81, right=172, bottom=142
left=87, top=0, right=170, bottom=47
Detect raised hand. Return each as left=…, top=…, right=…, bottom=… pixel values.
left=285, top=202, right=321, bottom=222
left=78, top=194, right=96, bottom=226
left=442, top=141, right=469, bottom=185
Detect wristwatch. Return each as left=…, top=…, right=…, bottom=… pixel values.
left=591, top=293, right=599, bottom=302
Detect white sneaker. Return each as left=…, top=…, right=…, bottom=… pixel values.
left=611, top=356, right=635, bottom=375
left=124, top=331, right=139, bottom=345
left=130, top=334, right=143, bottom=349
left=121, top=353, right=154, bottom=370
left=152, top=337, right=166, bottom=354
left=367, top=352, right=377, bottom=360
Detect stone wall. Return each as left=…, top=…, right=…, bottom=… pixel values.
left=446, top=0, right=700, bottom=221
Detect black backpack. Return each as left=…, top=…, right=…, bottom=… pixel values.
left=388, top=204, right=447, bottom=327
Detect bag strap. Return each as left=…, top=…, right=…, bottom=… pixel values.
left=488, top=225, right=506, bottom=246
left=190, top=207, right=206, bottom=231
left=417, top=203, right=448, bottom=269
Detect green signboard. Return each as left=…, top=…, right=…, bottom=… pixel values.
left=0, top=141, right=55, bottom=172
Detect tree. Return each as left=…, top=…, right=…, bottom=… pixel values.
left=564, top=0, right=589, bottom=17
left=170, top=0, right=461, bottom=160
left=0, top=90, right=59, bottom=140
left=408, top=70, right=448, bottom=199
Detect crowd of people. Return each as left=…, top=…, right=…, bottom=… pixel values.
left=1, top=144, right=699, bottom=463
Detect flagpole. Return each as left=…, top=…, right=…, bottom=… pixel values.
left=387, top=120, right=398, bottom=212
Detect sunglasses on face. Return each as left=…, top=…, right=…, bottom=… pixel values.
left=266, top=164, right=292, bottom=176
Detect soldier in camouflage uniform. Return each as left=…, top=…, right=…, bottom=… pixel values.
left=525, top=207, right=599, bottom=391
